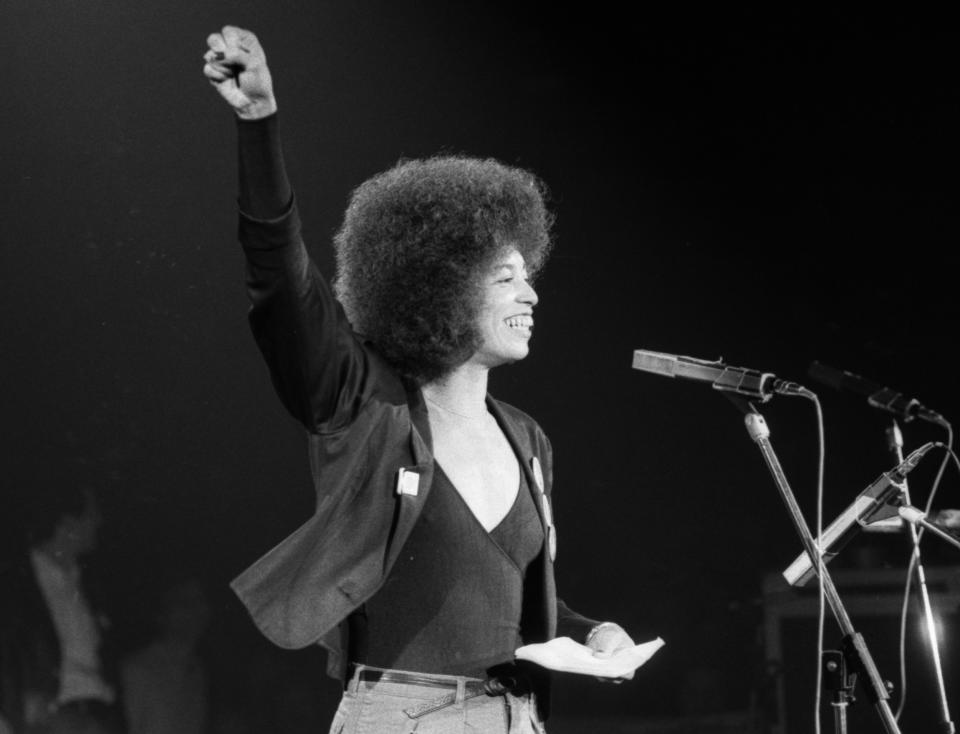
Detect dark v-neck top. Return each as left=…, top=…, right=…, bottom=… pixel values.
left=349, top=462, right=545, bottom=676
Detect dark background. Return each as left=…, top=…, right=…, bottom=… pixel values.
left=2, top=3, right=959, bottom=731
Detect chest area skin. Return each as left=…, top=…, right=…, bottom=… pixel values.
left=427, top=411, right=521, bottom=532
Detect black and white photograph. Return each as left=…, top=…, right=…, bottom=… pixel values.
left=2, top=4, right=959, bottom=733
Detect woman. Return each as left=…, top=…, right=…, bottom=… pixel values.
left=203, top=25, right=635, bottom=734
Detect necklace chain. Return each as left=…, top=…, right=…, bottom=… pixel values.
left=424, top=394, right=488, bottom=421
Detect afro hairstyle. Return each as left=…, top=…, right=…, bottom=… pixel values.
left=333, top=155, right=553, bottom=384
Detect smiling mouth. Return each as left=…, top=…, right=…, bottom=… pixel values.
left=505, top=315, right=533, bottom=331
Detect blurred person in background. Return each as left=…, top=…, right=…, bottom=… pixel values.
left=0, top=485, right=123, bottom=734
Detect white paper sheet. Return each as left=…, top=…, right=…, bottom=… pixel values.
left=515, top=636, right=665, bottom=678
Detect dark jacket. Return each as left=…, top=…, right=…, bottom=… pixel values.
left=229, top=201, right=597, bottom=688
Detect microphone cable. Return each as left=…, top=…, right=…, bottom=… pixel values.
left=894, top=424, right=955, bottom=723
left=792, top=388, right=828, bottom=734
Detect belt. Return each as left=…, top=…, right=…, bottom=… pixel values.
left=348, top=665, right=530, bottom=720
left=354, top=667, right=484, bottom=690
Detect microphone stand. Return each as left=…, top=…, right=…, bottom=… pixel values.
left=730, top=397, right=902, bottom=734
left=887, top=420, right=956, bottom=734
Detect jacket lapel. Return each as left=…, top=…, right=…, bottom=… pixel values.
left=383, top=386, right=434, bottom=574
left=487, top=396, right=558, bottom=640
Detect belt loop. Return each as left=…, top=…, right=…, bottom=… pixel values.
left=529, top=692, right=545, bottom=734
left=347, top=664, right=364, bottom=694
left=456, top=678, right=465, bottom=703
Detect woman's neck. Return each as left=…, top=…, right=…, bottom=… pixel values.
left=422, top=364, right=490, bottom=419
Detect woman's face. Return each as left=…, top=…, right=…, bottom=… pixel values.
left=470, top=248, right=539, bottom=368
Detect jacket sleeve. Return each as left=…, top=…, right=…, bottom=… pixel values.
left=537, top=428, right=603, bottom=641
left=236, top=118, right=372, bottom=434
left=556, top=599, right=601, bottom=641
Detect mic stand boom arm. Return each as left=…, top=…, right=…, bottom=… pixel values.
left=737, top=403, right=902, bottom=734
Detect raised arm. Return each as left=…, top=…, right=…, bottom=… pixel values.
left=203, top=26, right=371, bottom=432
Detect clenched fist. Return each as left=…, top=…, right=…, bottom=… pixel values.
left=203, top=26, right=277, bottom=120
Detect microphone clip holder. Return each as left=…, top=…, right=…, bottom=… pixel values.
left=898, top=504, right=960, bottom=553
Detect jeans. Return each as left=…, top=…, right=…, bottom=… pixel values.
left=329, top=664, right=546, bottom=734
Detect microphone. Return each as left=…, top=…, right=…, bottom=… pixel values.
left=632, top=350, right=811, bottom=402
left=808, top=361, right=948, bottom=428
left=782, top=441, right=938, bottom=586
